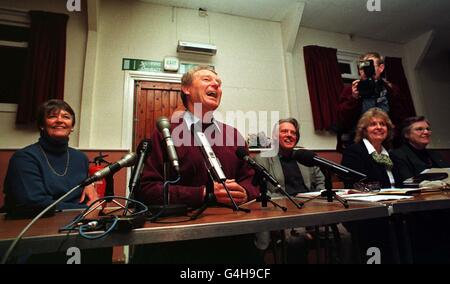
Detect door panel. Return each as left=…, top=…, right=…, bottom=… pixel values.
left=133, top=81, right=182, bottom=151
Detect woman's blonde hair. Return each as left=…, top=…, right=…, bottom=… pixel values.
left=354, top=108, right=394, bottom=147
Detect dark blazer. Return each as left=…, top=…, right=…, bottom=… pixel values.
left=390, top=143, right=450, bottom=185
left=341, top=141, right=393, bottom=188
left=253, top=154, right=325, bottom=196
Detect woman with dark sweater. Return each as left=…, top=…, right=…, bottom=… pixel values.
left=4, top=100, right=98, bottom=217
left=391, top=116, right=449, bottom=186
left=390, top=116, right=450, bottom=263
left=2, top=100, right=112, bottom=263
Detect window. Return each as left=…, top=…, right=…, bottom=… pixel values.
left=0, top=9, right=29, bottom=112
left=337, top=51, right=359, bottom=85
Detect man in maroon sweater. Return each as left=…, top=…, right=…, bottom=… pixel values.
left=133, top=65, right=262, bottom=264
left=137, top=65, right=259, bottom=209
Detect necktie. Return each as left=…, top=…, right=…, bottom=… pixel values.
left=371, top=152, right=393, bottom=170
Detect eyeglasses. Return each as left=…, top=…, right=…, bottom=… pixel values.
left=412, top=127, right=432, bottom=132
left=353, top=181, right=381, bottom=193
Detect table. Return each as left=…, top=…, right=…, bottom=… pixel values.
left=382, top=190, right=450, bottom=263
left=0, top=198, right=389, bottom=258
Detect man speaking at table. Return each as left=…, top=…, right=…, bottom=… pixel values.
left=133, top=65, right=261, bottom=264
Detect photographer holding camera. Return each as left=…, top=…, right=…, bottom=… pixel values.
left=336, top=52, right=404, bottom=152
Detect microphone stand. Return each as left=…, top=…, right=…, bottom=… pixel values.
left=252, top=171, right=287, bottom=211
left=124, top=140, right=150, bottom=214
left=83, top=172, right=127, bottom=217
left=81, top=196, right=127, bottom=217
left=236, top=147, right=303, bottom=210
left=190, top=169, right=250, bottom=220
left=300, top=167, right=349, bottom=208
left=273, top=184, right=304, bottom=209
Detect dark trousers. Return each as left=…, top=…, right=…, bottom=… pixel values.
left=131, top=234, right=263, bottom=264
left=404, top=209, right=450, bottom=263
left=344, top=217, right=397, bottom=264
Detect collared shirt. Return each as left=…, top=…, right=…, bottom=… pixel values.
left=183, top=111, right=221, bottom=133
left=363, top=138, right=395, bottom=187
left=139, top=112, right=259, bottom=208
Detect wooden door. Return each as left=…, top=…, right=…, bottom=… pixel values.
left=133, top=81, right=183, bottom=151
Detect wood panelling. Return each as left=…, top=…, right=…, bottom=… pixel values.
left=133, top=81, right=182, bottom=151
left=0, top=149, right=129, bottom=209
left=2, top=148, right=450, bottom=208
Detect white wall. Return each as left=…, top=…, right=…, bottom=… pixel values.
left=416, top=53, right=450, bottom=148
left=91, top=0, right=288, bottom=149
left=0, top=0, right=87, bottom=148
left=2, top=1, right=448, bottom=151
left=292, top=27, right=406, bottom=150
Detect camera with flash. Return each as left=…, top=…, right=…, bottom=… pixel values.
left=357, top=60, right=378, bottom=99
left=358, top=59, right=376, bottom=78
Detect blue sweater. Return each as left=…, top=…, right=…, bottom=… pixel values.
left=4, top=134, right=89, bottom=214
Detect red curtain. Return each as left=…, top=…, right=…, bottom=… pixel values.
left=384, top=56, right=416, bottom=119
left=303, top=45, right=344, bottom=131
left=16, top=11, right=68, bottom=124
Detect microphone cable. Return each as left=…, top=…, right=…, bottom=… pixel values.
left=59, top=196, right=148, bottom=240
left=1, top=183, right=83, bottom=264
left=146, top=176, right=182, bottom=222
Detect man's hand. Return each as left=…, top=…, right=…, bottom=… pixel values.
left=351, top=79, right=361, bottom=99
left=80, top=184, right=99, bottom=206
left=214, top=179, right=248, bottom=205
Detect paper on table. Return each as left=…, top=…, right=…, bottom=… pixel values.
left=296, top=190, right=374, bottom=199
left=296, top=190, right=415, bottom=202
left=377, top=188, right=421, bottom=194
left=343, top=195, right=414, bottom=202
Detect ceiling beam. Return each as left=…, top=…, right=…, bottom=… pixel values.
left=405, top=30, right=435, bottom=70
left=87, top=0, right=98, bottom=31
left=281, top=2, right=305, bottom=52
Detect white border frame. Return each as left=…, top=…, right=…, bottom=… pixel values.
left=121, top=71, right=181, bottom=264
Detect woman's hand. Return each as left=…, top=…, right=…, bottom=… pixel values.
left=80, top=184, right=99, bottom=206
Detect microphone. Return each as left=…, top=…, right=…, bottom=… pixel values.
left=235, top=147, right=281, bottom=189
left=293, top=149, right=366, bottom=181
left=195, top=131, right=226, bottom=181
left=156, top=116, right=180, bottom=174
left=129, top=139, right=152, bottom=191
left=83, top=152, right=137, bottom=186
left=235, top=147, right=302, bottom=210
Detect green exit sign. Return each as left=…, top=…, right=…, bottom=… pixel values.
left=122, top=58, right=213, bottom=74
